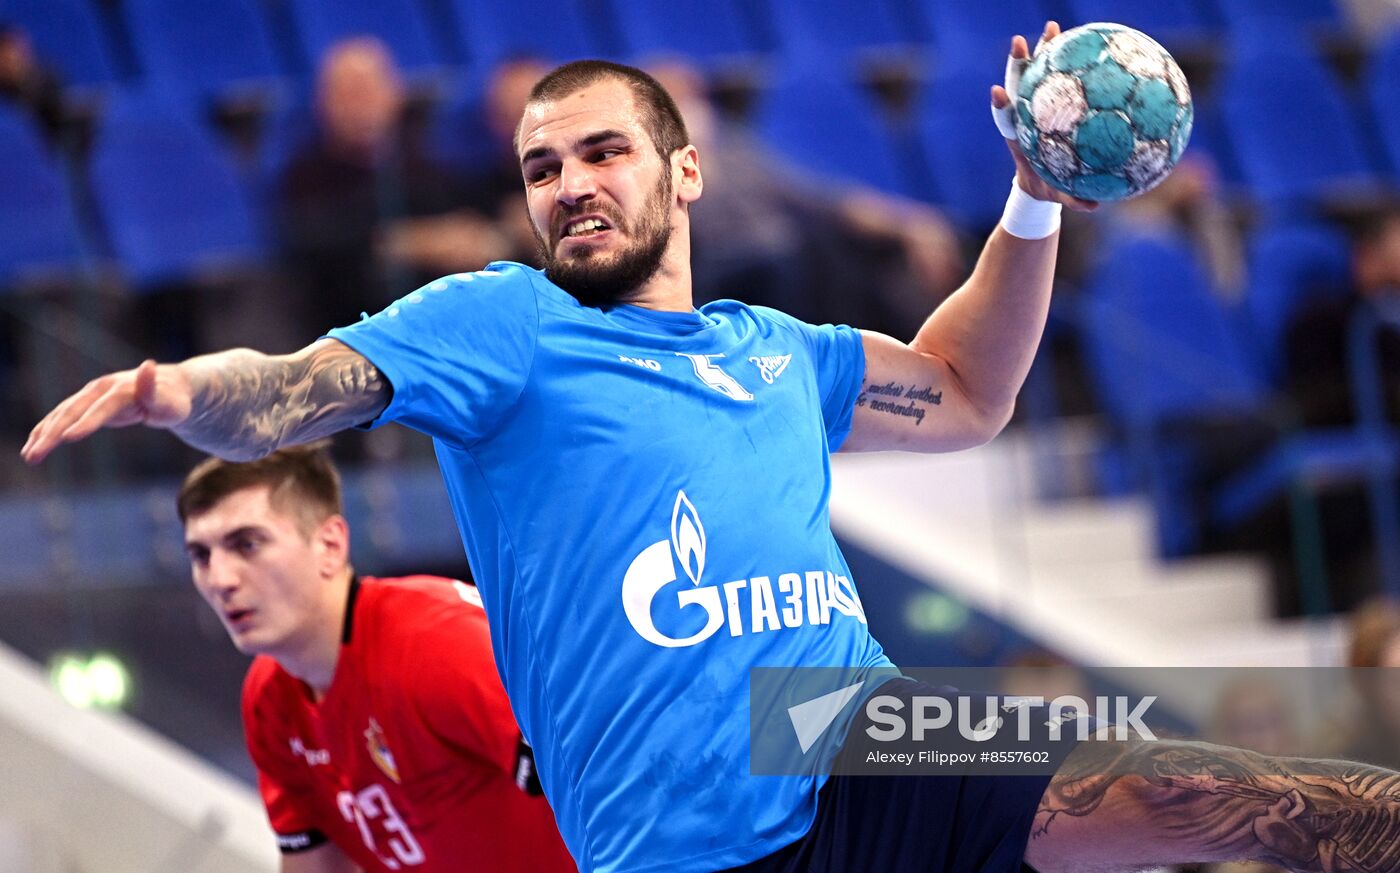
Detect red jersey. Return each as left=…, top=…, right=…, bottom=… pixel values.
left=242, top=575, right=575, bottom=872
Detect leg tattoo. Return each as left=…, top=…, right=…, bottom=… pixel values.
left=1035, top=741, right=1400, bottom=872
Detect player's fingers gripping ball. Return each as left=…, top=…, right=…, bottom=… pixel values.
left=1001, top=23, right=1193, bottom=202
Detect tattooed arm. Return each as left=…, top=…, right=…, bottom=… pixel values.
left=840, top=210, right=1059, bottom=453
left=22, top=339, right=390, bottom=464
left=841, top=25, right=1100, bottom=455
left=1027, top=738, right=1400, bottom=873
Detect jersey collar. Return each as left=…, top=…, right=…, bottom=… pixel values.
left=341, top=575, right=362, bottom=644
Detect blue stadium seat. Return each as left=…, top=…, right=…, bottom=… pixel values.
left=1366, top=29, right=1400, bottom=177
left=1214, top=0, right=1344, bottom=33
left=1241, top=221, right=1352, bottom=384
left=751, top=68, right=911, bottom=198
left=90, top=95, right=264, bottom=288
left=764, top=0, right=924, bottom=66
left=124, top=0, right=285, bottom=107
left=445, top=0, right=612, bottom=73
left=1081, top=232, right=1263, bottom=554
left=427, top=78, right=505, bottom=174
left=285, top=0, right=444, bottom=77
left=1084, top=233, right=1263, bottom=427
left=1082, top=231, right=1399, bottom=558
left=911, top=65, right=1020, bottom=231
left=1216, top=36, right=1381, bottom=208
left=0, top=107, right=86, bottom=288
left=0, top=0, right=118, bottom=87
left=918, top=0, right=1050, bottom=78
left=608, top=0, right=765, bottom=65
left=1062, top=0, right=1215, bottom=47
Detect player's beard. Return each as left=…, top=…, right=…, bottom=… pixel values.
left=536, top=171, right=673, bottom=307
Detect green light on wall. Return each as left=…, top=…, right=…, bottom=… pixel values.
left=48, top=652, right=131, bottom=710
left=904, top=592, right=971, bottom=635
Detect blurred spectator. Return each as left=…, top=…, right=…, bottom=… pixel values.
left=276, top=38, right=505, bottom=333
left=0, top=22, right=66, bottom=146
left=1339, top=0, right=1400, bottom=44
left=1341, top=597, right=1400, bottom=770
left=458, top=56, right=552, bottom=265
left=650, top=60, right=964, bottom=339
left=999, top=649, right=1093, bottom=704
left=1284, top=210, right=1400, bottom=429
left=1208, top=676, right=1302, bottom=757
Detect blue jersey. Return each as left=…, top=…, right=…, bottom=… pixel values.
left=329, top=263, right=895, bottom=873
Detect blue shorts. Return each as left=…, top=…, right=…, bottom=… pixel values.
left=727, top=679, right=1081, bottom=873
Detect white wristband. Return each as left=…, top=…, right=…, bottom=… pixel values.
left=1000, top=181, right=1061, bottom=240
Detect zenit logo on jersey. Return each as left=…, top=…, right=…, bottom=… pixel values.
left=749, top=353, right=792, bottom=384
left=622, top=491, right=868, bottom=648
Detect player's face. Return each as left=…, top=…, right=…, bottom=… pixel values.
left=518, top=79, right=677, bottom=305
left=183, top=487, right=332, bottom=658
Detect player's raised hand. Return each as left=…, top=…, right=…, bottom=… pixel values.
left=22, top=359, right=194, bottom=464
left=991, top=22, right=1099, bottom=213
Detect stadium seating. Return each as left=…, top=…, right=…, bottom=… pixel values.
left=911, top=64, right=1021, bottom=231
left=0, top=0, right=119, bottom=88
left=428, top=83, right=504, bottom=173
left=1063, top=0, right=1215, bottom=48
left=918, top=0, right=1051, bottom=78
left=0, top=107, right=86, bottom=288
left=89, top=95, right=264, bottom=288
left=763, top=0, right=924, bottom=67
left=1082, top=231, right=1400, bottom=561
left=284, top=0, right=444, bottom=78
left=1216, top=30, right=1382, bottom=209
left=752, top=68, right=911, bottom=198
left=1080, top=231, right=1271, bottom=555
left=443, top=0, right=612, bottom=73
left=123, top=0, right=284, bottom=109
left=607, top=0, right=766, bottom=66
left=1240, top=221, right=1353, bottom=383
left=1366, top=29, right=1400, bottom=177
left=1213, top=0, right=1345, bottom=33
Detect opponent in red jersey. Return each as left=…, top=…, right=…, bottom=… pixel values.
left=178, top=445, right=575, bottom=873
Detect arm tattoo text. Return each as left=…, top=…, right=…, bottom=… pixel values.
left=856, top=377, right=942, bottom=426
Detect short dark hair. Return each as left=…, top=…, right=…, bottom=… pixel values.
left=517, top=59, right=690, bottom=161
left=178, top=444, right=343, bottom=534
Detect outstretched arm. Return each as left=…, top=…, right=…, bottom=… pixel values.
left=1028, top=738, right=1400, bottom=873
left=841, top=22, right=1095, bottom=454
left=22, top=339, right=390, bottom=464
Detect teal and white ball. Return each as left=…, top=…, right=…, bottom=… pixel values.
left=1015, top=23, right=1193, bottom=201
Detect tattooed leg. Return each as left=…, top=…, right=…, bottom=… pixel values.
left=1024, top=740, right=1400, bottom=873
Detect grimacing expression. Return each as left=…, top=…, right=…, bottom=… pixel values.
left=518, top=79, right=679, bottom=306
left=183, top=486, right=333, bottom=658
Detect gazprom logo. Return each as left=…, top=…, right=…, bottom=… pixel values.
left=623, top=491, right=723, bottom=648
left=621, top=491, right=868, bottom=648
left=672, top=491, right=705, bottom=587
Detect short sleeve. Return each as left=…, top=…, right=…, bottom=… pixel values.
left=754, top=309, right=865, bottom=452
left=326, top=264, right=540, bottom=449
left=241, top=660, right=323, bottom=845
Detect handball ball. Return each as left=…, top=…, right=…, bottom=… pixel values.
left=1014, top=22, right=1193, bottom=201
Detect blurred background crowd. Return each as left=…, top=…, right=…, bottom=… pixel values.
left=1, top=0, right=1399, bottom=783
